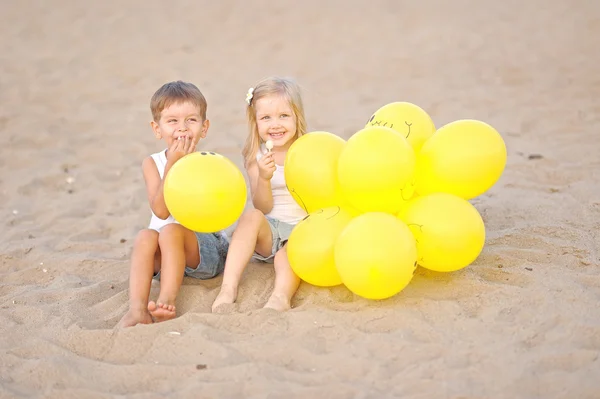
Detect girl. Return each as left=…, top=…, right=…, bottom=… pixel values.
left=212, top=77, right=308, bottom=312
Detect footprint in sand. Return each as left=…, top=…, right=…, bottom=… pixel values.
left=475, top=266, right=531, bottom=288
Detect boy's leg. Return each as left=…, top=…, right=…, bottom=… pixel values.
left=264, top=244, right=300, bottom=311
left=148, top=223, right=199, bottom=322
left=117, top=229, right=159, bottom=328
left=212, top=209, right=273, bottom=312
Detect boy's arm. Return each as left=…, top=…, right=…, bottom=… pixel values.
left=142, top=156, right=172, bottom=220
left=143, top=137, right=194, bottom=220
left=246, top=160, right=273, bottom=214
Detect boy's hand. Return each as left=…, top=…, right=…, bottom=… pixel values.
left=167, top=135, right=194, bottom=164
left=257, top=152, right=276, bottom=180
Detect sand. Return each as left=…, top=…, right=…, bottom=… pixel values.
left=1, top=0, right=599, bottom=398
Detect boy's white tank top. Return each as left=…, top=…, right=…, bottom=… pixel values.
left=148, top=149, right=179, bottom=232
left=256, top=145, right=307, bottom=225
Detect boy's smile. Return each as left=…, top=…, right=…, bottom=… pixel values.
left=151, top=101, right=209, bottom=147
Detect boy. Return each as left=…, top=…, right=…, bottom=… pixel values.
left=118, top=81, right=229, bottom=327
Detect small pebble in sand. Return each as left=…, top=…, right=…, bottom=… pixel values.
left=66, top=177, right=75, bottom=184
left=42, top=269, right=47, bottom=273
left=12, top=210, right=18, bottom=215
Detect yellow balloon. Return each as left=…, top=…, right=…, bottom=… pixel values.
left=366, top=102, right=436, bottom=152
left=340, top=203, right=364, bottom=218
left=334, top=212, right=417, bottom=300
left=287, top=206, right=354, bottom=287
left=415, top=119, right=507, bottom=200
left=400, top=193, right=485, bottom=272
left=337, top=126, right=416, bottom=214
left=285, top=131, right=346, bottom=213
left=164, top=151, right=247, bottom=233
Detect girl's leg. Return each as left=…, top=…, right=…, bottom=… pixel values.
left=117, top=229, right=159, bottom=328
left=212, top=209, right=273, bottom=312
left=148, top=223, right=199, bottom=322
left=264, top=244, right=300, bottom=311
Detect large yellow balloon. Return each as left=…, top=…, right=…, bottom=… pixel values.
left=334, top=212, right=417, bottom=300
left=164, top=151, right=247, bottom=233
left=366, top=102, right=436, bottom=152
left=284, top=131, right=346, bottom=214
left=287, top=206, right=354, bottom=287
left=398, top=193, right=485, bottom=272
left=415, top=119, right=507, bottom=200
left=337, top=126, right=416, bottom=214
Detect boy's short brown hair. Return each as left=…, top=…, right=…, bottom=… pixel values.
left=150, top=81, right=207, bottom=122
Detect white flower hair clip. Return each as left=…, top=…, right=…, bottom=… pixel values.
left=245, top=87, right=254, bottom=105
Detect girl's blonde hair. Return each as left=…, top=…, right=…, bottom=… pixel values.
left=241, top=77, right=307, bottom=167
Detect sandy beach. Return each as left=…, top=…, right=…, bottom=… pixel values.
left=1, top=0, right=599, bottom=397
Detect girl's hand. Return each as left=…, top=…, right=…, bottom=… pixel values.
left=257, top=151, right=276, bottom=180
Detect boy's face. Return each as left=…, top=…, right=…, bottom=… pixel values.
left=255, top=94, right=297, bottom=150
left=151, top=101, right=209, bottom=149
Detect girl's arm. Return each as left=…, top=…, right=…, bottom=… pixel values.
left=142, top=156, right=172, bottom=220
left=246, top=160, right=274, bottom=214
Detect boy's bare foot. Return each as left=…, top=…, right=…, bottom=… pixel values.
left=211, top=285, right=237, bottom=313
left=148, top=300, right=176, bottom=323
left=263, top=293, right=291, bottom=311
left=117, top=307, right=153, bottom=328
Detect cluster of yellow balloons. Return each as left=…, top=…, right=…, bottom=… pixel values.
left=286, top=102, right=507, bottom=300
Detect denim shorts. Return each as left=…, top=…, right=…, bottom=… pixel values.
left=252, top=217, right=295, bottom=263
left=154, top=231, right=229, bottom=280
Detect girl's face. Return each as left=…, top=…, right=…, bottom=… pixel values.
left=151, top=101, right=209, bottom=148
left=254, top=94, right=297, bottom=150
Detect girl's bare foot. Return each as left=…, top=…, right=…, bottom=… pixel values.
left=263, top=293, right=291, bottom=311
left=211, top=285, right=238, bottom=313
left=117, top=307, right=153, bottom=328
left=148, top=300, right=176, bottom=322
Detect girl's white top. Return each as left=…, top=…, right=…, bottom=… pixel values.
left=256, top=144, right=307, bottom=225
left=147, top=149, right=179, bottom=232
